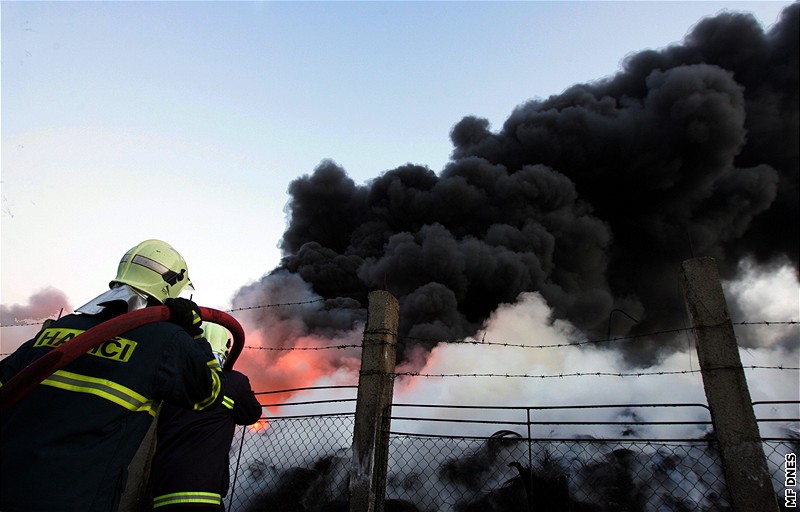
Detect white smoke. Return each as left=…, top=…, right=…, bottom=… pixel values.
left=234, top=262, right=798, bottom=440
left=228, top=264, right=797, bottom=511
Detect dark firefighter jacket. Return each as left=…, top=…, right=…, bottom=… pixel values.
left=150, top=368, right=262, bottom=510
left=0, top=310, right=225, bottom=512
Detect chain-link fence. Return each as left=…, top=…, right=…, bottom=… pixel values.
left=228, top=418, right=738, bottom=511
left=764, top=439, right=800, bottom=511
left=225, top=395, right=797, bottom=512
left=228, top=414, right=356, bottom=512
left=387, top=434, right=732, bottom=511
left=230, top=425, right=743, bottom=511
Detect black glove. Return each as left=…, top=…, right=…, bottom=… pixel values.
left=165, top=297, right=203, bottom=338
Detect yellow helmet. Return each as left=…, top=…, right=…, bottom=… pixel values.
left=202, top=322, right=231, bottom=367
left=110, top=239, right=193, bottom=303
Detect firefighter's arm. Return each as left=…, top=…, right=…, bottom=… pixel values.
left=229, top=371, right=263, bottom=426
left=157, top=330, right=225, bottom=410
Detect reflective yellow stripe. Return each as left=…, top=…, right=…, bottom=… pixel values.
left=191, top=309, right=201, bottom=327
left=153, top=491, right=222, bottom=508
left=222, top=395, right=234, bottom=410
left=42, top=370, right=156, bottom=417
left=192, top=360, right=223, bottom=411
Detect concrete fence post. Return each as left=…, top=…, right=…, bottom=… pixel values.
left=680, top=257, right=779, bottom=512
left=350, top=290, right=399, bottom=512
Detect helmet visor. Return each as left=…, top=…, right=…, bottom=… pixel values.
left=126, top=254, right=193, bottom=291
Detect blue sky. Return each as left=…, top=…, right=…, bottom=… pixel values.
left=1, top=1, right=794, bottom=352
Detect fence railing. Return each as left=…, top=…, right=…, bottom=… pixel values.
left=227, top=391, right=798, bottom=512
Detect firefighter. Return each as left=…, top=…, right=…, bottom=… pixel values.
left=149, top=321, right=262, bottom=511
left=0, top=239, right=224, bottom=512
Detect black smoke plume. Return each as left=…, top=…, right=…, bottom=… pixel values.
left=236, top=4, right=799, bottom=365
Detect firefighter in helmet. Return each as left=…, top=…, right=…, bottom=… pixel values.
left=150, top=323, right=261, bottom=512
left=150, top=321, right=262, bottom=511
left=0, top=239, right=224, bottom=512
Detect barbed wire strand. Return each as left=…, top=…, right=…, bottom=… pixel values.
left=402, top=321, right=799, bottom=349
left=361, top=365, right=799, bottom=380
left=237, top=319, right=798, bottom=352
left=226, top=298, right=326, bottom=312
left=1, top=318, right=797, bottom=358
left=0, top=298, right=328, bottom=327
left=233, top=320, right=800, bottom=351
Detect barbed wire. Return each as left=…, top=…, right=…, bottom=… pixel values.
left=225, top=298, right=326, bottom=312
left=361, top=365, right=799, bottom=380
left=2, top=317, right=797, bottom=359
left=400, top=328, right=688, bottom=349
left=736, top=321, right=799, bottom=326
left=0, top=298, right=328, bottom=327
left=403, top=321, right=799, bottom=349
left=237, top=319, right=798, bottom=352
left=0, top=319, right=53, bottom=328
left=242, top=343, right=362, bottom=352
left=1, top=298, right=795, bottom=333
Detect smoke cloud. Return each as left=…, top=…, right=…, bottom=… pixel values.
left=0, top=287, right=71, bottom=324
left=232, top=271, right=364, bottom=396
left=0, top=287, right=72, bottom=356
left=231, top=290, right=798, bottom=510
left=235, top=5, right=798, bottom=368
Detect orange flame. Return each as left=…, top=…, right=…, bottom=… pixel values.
left=235, top=328, right=361, bottom=413
left=249, top=418, right=270, bottom=433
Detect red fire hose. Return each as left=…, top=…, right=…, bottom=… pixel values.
left=0, top=306, right=245, bottom=413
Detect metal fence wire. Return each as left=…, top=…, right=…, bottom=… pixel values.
left=231, top=423, right=738, bottom=512
left=227, top=398, right=797, bottom=512
left=387, top=436, right=730, bottom=512
left=229, top=414, right=356, bottom=512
